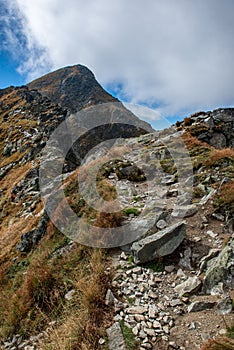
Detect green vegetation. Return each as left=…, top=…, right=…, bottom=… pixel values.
left=128, top=255, right=134, bottom=264
left=123, top=208, right=140, bottom=216
left=143, top=257, right=164, bottom=272
left=120, top=321, right=139, bottom=350
left=126, top=296, right=135, bottom=305
left=227, top=323, right=234, bottom=339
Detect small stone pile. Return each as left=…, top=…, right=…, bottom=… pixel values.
left=105, top=242, right=233, bottom=350
left=105, top=253, right=185, bottom=349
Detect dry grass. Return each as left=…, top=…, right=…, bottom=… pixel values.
left=0, top=88, right=113, bottom=347
left=0, top=212, right=111, bottom=348
left=38, top=249, right=111, bottom=350
left=2, top=263, right=63, bottom=337
left=0, top=163, right=42, bottom=263
left=200, top=336, right=234, bottom=350
left=95, top=208, right=123, bottom=228
left=182, top=132, right=211, bottom=154
left=214, top=180, right=234, bottom=215
left=96, top=178, right=117, bottom=201
left=205, top=148, right=234, bottom=167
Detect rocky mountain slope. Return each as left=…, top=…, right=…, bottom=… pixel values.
left=0, top=65, right=233, bottom=350
left=27, top=64, right=117, bottom=113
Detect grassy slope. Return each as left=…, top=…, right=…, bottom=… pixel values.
left=0, top=99, right=234, bottom=350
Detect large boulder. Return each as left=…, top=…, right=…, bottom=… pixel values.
left=175, top=276, right=202, bottom=297
left=132, top=221, right=186, bottom=264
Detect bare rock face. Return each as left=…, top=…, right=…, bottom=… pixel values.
left=132, top=221, right=186, bottom=264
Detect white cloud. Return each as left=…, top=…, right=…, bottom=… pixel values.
left=4, top=0, right=234, bottom=117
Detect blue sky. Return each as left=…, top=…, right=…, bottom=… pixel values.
left=0, top=51, right=25, bottom=88
left=1, top=0, right=234, bottom=129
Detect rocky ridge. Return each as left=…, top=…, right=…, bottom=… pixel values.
left=27, top=64, right=118, bottom=113
left=0, top=65, right=233, bottom=350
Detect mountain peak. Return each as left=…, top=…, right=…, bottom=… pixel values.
left=27, top=64, right=118, bottom=113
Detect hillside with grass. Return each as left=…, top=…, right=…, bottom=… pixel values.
left=0, top=66, right=233, bottom=350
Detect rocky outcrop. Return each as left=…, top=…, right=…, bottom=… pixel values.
left=202, top=234, right=234, bottom=294
left=177, top=108, right=234, bottom=148
left=16, top=212, right=49, bottom=252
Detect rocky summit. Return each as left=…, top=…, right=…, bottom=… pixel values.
left=27, top=64, right=118, bottom=113
left=0, top=65, right=233, bottom=350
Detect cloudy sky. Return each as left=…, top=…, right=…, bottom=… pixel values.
left=0, top=0, right=234, bottom=124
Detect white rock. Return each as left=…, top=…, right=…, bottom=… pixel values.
left=65, top=289, right=75, bottom=301
left=127, top=306, right=148, bottom=314
left=148, top=306, right=157, bottom=318
left=163, top=325, right=169, bottom=334
left=98, top=338, right=105, bottom=345
left=144, top=328, right=155, bottom=337
left=153, top=320, right=162, bottom=329
left=135, top=314, right=145, bottom=322
left=207, top=230, right=218, bottom=238
left=148, top=290, right=158, bottom=299
left=132, top=325, right=139, bottom=336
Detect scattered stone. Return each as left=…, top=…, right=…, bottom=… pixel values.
left=99, top=338, right=105, bottom=345
left=201, top=215, right=209, bottom=223
left=179, top=247, right=192, bottom=270
left=219, top=329, right=227, bottom=335
left=170, top=299, right=183, bottom=307
left=127, top=306, right=148, bottom=314
left=120, top=252, right=128, bottom=260
left=161, top=175, right=176, bottom=185
left=199, top=188, right=216, bottom=205
left=148, top=291, right=158, bottom=299
left=188, top=322, right=197, bottom=330
left=177, top=268, right=186, bottom=278
left=210, top=283, right=225, bottom=296
left=169, top=341, right=179, bottom=349
left=207, top=230, right=218, bottom=238
left=199, top=249, right=220, bottom=274
left=212, top=213, right=225, bottom=222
